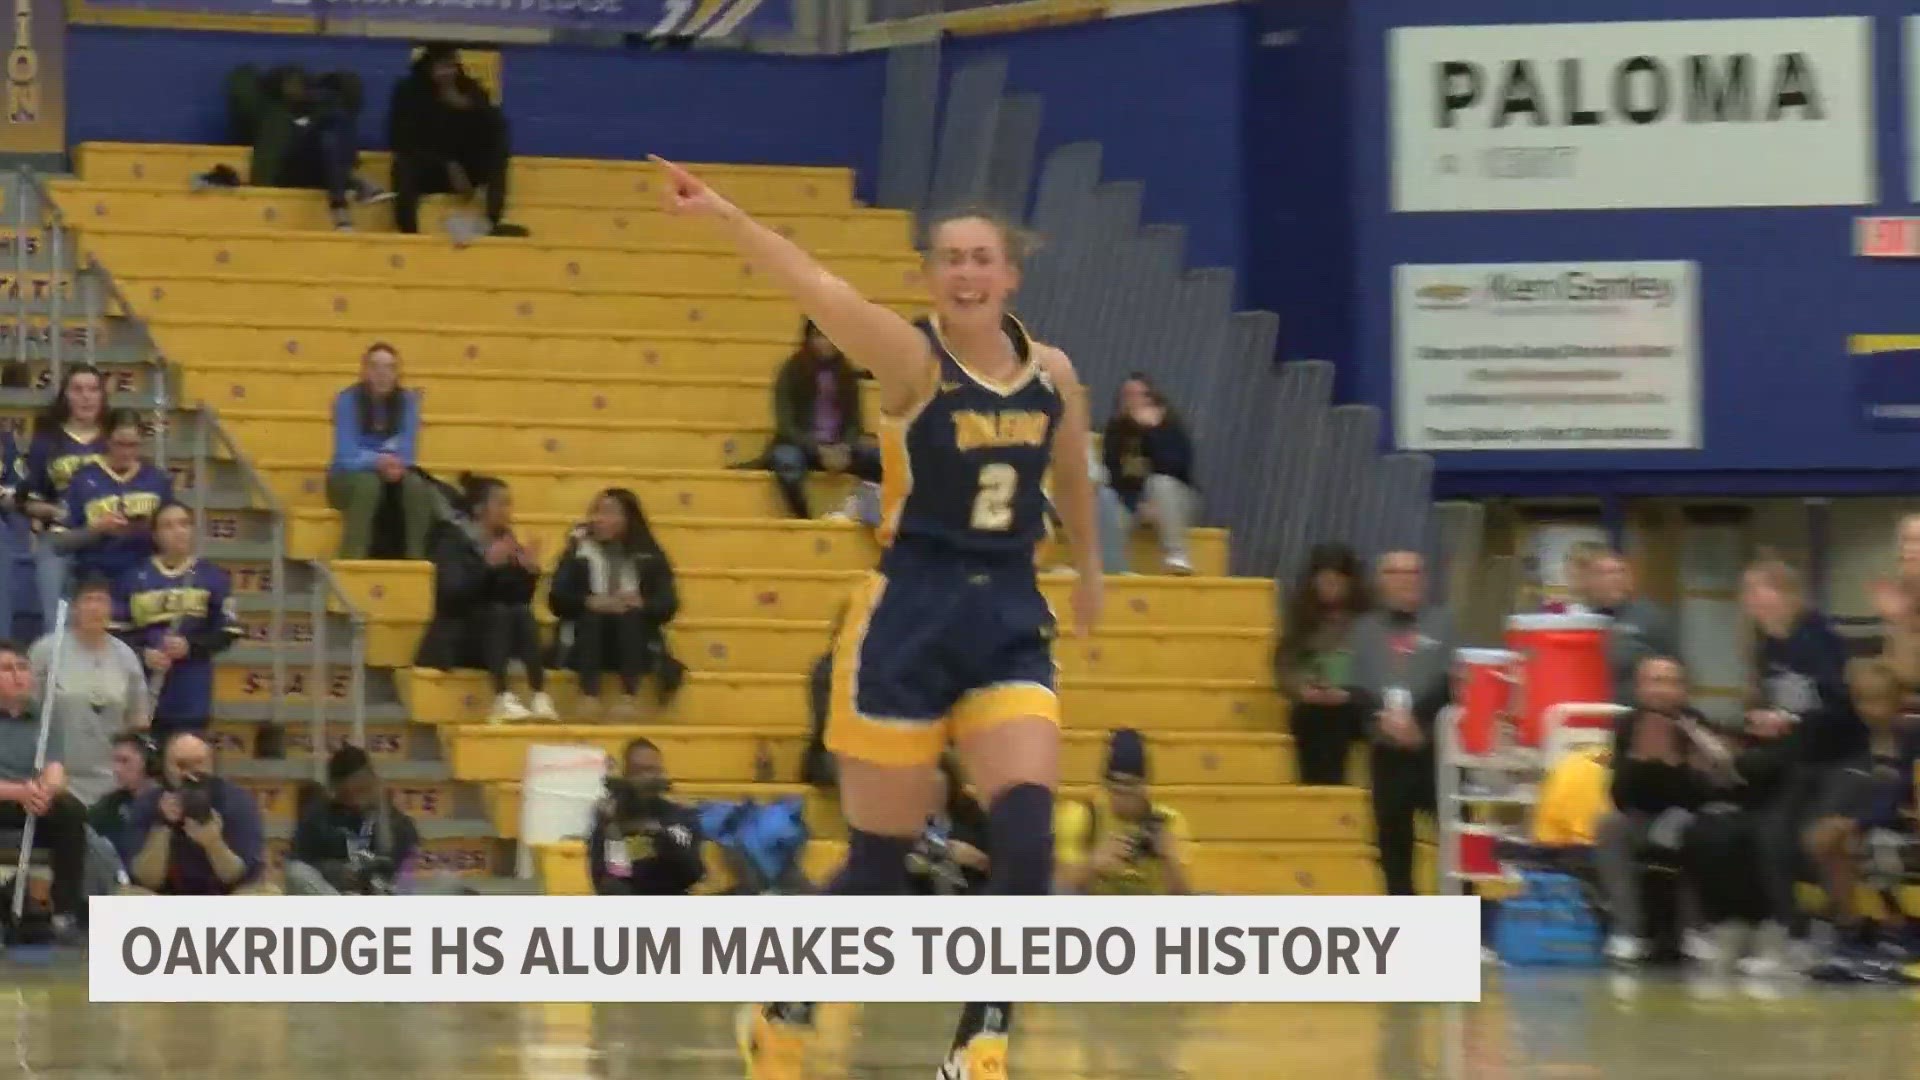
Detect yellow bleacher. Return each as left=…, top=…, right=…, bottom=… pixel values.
left=62, top=141, right=1380, bottom=895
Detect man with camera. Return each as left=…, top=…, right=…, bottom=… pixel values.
left=287, top=744, right=420, bottom=896
left=589, top=737, right=705, bottom=896
left=117, top=731, right=269, bottom=894
left=1055, top=729, right=1192, bottom=895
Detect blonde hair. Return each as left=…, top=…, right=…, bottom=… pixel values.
left=923, top=208, right=1041, bottom=270
left=1745, top=550, right=1805, bottom=607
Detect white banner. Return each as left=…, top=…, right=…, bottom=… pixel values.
left=88, top=895, right=1483, bottom=1003
left=1391, top=18, right=1875, bottom=212
left=1393, top=261, right=1700, bottom=451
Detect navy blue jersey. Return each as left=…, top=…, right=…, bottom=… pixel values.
left=23, top=426, right=104, bottom=506
left=116, top=557, right=241, bottom=723
left=62, top=461, right=175, bottom=580
left=877, top=315, right=1063, bottom=559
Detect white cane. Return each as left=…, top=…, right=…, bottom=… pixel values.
left=12, top=597, right=69, bottom=924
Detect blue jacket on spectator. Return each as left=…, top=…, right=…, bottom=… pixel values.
left=329, top=385, right=420, bottom=474
left=1756, top=611, right=1869, bottom=765
left=117, top=775, right=267, bottom=894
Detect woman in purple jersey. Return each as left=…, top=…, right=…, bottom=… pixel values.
left=22, top=365, right=107, bottom=631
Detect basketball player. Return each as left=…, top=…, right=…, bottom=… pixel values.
left=648, top=158, right=1102, bottom=1080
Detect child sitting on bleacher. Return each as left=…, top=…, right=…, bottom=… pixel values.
left=1804, top=659, right=1920, bottom=964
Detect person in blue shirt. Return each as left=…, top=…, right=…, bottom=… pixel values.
left=327, top=342, right=434, bottom=560
left=116, top=503, right=243, bottom=742
left=57, top=409, right=175, bottom=584
left=118, top=730, right=268, bottom=895
left=20, top=364, right=108, bottom=633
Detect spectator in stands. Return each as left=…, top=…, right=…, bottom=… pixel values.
left=1740, top=554, right=1869, bottom=975
left=1597, top=655, right=1713, bottom=964
left=1277, top=544, right=1369, bottom=785
left=0, top=422, right=22, bottom=645
left=1870, top=520, right=1920, bottom=704
left=1102, top=373, right=1199, bottom=575
left=328, top=343, right=434, bottom=561
left=88, top=731, right=156, bottom=842
left=589, top=737, right=705, bottom=896
left=1802, top=659, right=1920, bottom=961
left=286, top=744, right=422, bottom=896
left=758, top=320, right=882, bottom=519
left=0, top=640, right=86, bottom=939
left=1350, top=549, right=1453, bottom=896
left=1543, top=541, right=1608, bottom=614
left=416, top=473, right=555, bottom=723
left=908, top=751, right=990, bottom=895
left=30, top=574, right=148, bottom=807
left=85, top=730, right=156, bottom=895
left=1576, top=548, right=1678, bottom=704
left=55, top=409, right=174, bottom=585
left=118, top=731, right=269, bottom=895
left=116, top=503, right=243, bottom=743
left=1056, top=729, right=1192, bottom=895
left=388, top=45, right=526, bottom=242
left=201, top=65, right=390, bottom=230
left=548, top=488, right=684, bottom=718
left=21, top=365, right=107, bottom=628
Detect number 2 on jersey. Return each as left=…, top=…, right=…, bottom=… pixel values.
left=970, top=462, right=1017, bottom=531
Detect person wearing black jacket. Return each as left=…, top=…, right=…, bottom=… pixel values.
left=760, top=321, right=881, bottom=519
left=286, top=745, right=420, bottom=896
left=548, top=489, right=684, bottom=718
left=387, top=45, right=525, bottom=239
left=1102, top=373, right=1199, bottom=574
left=1598, top=656, right=1711, bottom=963
left=208, top=64, right=387, bottom=229
left=588, top=737, right=705, bottom=896
left=415, top=474, right=555, bottom=724
left=1347, top=550, right=1454, bottom=896
left=1740, top=556, right=1870, bottom=974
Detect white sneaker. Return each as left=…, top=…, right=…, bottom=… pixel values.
left=1736, top=922, right=1793, bottom=977
left=488, top=693, right=531, bottom=724
left=1604, top=934, right=1647, bottom=963
left=1706, top=923, right=1749, bottom=980
left=529, top=692, right=559, bottom=721
left=1682, top=928, right=1718, bottom=962
left=1162, top=554, right=1194, bottom=576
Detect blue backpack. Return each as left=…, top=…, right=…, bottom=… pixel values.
left=1492, top=870, right=1603, bottom=967
left=697, top=798, right=812, bottom=894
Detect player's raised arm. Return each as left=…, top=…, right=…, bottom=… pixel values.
left=1041, top=348, right=1102, bottom=636
left=649, top=156, right=935, bottom=406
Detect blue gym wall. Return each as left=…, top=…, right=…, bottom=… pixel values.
left=1351, top=1, right=1920, bottom=496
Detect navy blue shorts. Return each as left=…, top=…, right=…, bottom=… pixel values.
left=826, top=553, right=1058, bottom=767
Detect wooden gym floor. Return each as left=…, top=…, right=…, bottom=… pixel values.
left=4, top=961, right=1918, bottom=1078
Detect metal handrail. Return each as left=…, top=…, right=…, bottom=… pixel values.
left=24, top=168, right=372, bottom=778
left=15, top=168, right=103, bottom=386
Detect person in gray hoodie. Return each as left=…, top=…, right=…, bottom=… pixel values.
left=1347, top=549, right=1455, bottom=895
left=1581, top=550, right=1680, bottom=704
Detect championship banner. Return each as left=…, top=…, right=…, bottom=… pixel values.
left=1391, top=17, right=1874, bottom=212
left=0, top=0, right=64, bottom=155
left=1393, top=261, right=1700, bottom=452
left=88, top=895, right=1483, bottom=1003
left=74, top=0, right=792, bottom=35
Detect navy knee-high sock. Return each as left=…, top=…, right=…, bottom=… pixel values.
left=950, top=783, right=1055, bottom=1052
left=768, top=828, right=914, bottom=1026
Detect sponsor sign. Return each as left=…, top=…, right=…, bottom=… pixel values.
left=1848, top=334, right=1920, bottom=431
left=1393, top=261, right=1700, bottom=451
left=1391, top=18, right=1874, bottom=212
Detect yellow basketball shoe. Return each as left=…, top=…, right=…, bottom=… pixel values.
left=737, top=1004, right=810, bottom=1080
left=936, top=1031, right=1008, bottom=1080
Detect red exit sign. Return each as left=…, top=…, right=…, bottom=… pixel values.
left=1857, top=216, right=1920, bottom=257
